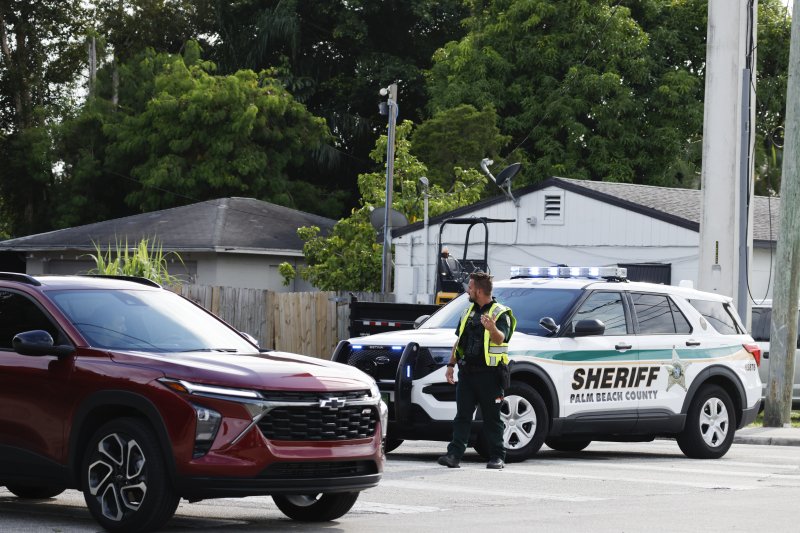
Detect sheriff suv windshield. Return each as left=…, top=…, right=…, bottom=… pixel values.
left=419, top=287, right=582, bottom=335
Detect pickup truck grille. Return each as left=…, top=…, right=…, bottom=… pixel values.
left=345, top=346, right=440, bottom=381
left=347, top=347, right=401, bottom=381
left=259, top=405, right=378, bottom=441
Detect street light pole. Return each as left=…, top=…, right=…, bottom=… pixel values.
left=380, top=83, right=398, bottom=294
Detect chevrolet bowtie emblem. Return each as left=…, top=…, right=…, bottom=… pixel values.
left=320, top=397, right=346, bottom=409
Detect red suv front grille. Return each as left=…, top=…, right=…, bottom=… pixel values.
left=258, top=405, right=378, bottom=441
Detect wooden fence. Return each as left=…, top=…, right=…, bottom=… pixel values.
left=175, top=285, right=395, bottom=359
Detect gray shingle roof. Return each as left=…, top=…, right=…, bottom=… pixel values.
left=0, top=198, right=335, bottom=252
left=555, top=177, right=779, bottom=242
left=393, top=177, right=781, bottom=243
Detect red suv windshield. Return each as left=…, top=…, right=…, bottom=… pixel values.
left=47, top=288, right=256, bottom=353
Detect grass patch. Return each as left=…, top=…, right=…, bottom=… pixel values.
left=750, top=410, right=800, bottom=428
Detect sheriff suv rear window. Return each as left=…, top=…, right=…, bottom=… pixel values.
left=687, top=299, right=744, bottom=335
left=631, top=293, right=691, bottom=334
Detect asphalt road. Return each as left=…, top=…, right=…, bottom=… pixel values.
left=2, top=439, right=800, bottom=532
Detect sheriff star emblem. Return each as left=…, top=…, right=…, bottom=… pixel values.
left=663, top=347, right=691, bottom=392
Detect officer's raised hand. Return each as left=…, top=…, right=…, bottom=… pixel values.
left=480, top=312, right=505, bottom=344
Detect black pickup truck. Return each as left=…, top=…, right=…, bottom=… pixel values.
left=348, top=296, right=439, bottom=337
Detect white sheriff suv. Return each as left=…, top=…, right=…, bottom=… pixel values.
left=332, top=267, right=762, bottom=461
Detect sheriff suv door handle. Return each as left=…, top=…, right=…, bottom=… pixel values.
left=685, top=340, right=701, bottom=347
left=615, top=343, right=632, bottom=351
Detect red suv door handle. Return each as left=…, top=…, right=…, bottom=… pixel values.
left=686, top=340, right=701, bottom=347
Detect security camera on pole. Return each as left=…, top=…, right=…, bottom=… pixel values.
left=379, top=83, right=399, bottom=294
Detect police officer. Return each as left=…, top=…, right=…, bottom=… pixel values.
left=438, top=271, right=516, bottom=469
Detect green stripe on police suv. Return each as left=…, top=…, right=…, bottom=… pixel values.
left=508, top=344, right=742, bottom=362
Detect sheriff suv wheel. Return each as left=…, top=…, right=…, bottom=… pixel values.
left=272, top=492, right=360, bottom=521
left=474, top=382, right=549, bottom=462
left=544, top=438, right=592, bottom=452
left=82, top=418, right=180, bottom=533
left=677, top=385, right=735, bottom=459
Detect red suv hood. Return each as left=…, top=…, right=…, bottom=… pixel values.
left=108, top=350, right=374, bottom=392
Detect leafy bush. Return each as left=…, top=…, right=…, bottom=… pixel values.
left=86, top=237, right=184, bottom=286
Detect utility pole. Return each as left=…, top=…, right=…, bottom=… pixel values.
left=420, top=176, right=430, bottom=301
left=697, top=0, right=756, bottom=326
left=764, top=0, right=800, bottom=427
left=380, top=83, right=398, bottom=294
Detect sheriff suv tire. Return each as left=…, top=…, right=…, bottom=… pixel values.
left=474, top=382, right=549, bottom=462
left=677, top=385, right=735, bottom=459
left=82, top=418, right=180, bottom=533
left=545, top=438, right=592, bottom=452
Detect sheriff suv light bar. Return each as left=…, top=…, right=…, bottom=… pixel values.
left=510, top=266, right=628, bottom=280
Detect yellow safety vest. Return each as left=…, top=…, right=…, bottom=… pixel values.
left=456, top=302, right=516, bottom=366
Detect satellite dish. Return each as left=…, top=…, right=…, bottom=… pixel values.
left=479, top=159, right=522, bottom=206
left=495, top=163, right=521, bottom=188
left=370, top=206, right=409, bottom=230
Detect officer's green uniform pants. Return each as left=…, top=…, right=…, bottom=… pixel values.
left=446, top=369, right=505, bottom=460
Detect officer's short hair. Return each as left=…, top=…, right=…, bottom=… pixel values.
left=470, top=271, right=493, bottom=294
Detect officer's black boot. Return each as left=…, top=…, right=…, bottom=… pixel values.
left=437, top=454, right=461, bottom=468
left=486, top=457, right=504, bottom=469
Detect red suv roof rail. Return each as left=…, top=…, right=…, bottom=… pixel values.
left=81, top=274, right=161, bottom=288
left=0, top=272, right=41, bottom=286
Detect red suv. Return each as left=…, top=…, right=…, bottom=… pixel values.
left=0, top=273, right=386, bottom=532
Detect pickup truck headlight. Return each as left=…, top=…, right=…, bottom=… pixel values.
left=428, top=348, right=453, bottom=365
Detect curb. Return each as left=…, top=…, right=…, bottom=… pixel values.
left=734, top=435, right=800, bottom=447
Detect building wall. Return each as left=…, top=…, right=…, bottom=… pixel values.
left=26, top=251, right=197, bottom=281
left=23, top=250, right=315, bottom=292
left=393, top=186, right=702, bottom=303
left=196, top=253, right=315, bottom=292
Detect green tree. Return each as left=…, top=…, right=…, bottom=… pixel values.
left=411, top=104, right=510, bottom=189
left=208, top=0, right=471, bottom=210
left=290, top=121, right=486, bottom=291
left=427, top=0, right=678, bottom=186
left=57, top=41, right=331, bottom=218
left=107, top=42, right=329, bottom=212
left=0, top=1, right=88, bottom=236
left=622, top=0, right=708, bottom=187
left=95, top=0, right=215, bottom=63
left=752, top=0, right=791, bottom=195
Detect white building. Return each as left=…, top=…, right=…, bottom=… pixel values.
left=392, top=177, right=779, bottom=304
